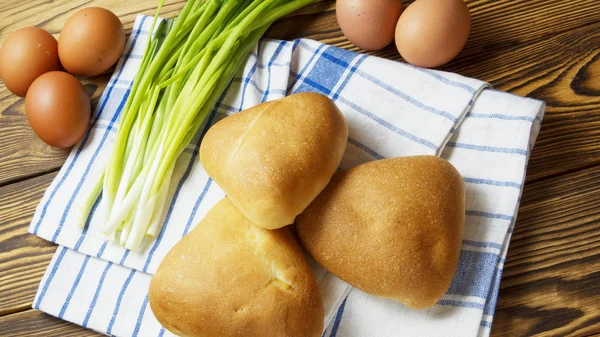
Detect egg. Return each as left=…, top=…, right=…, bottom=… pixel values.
left=25, top=71, right=91, bottom=148
left=395, top=0, right=471, bottom=68
left=336, top=0, right=403, bottom=51
left=0, top=27, right=60, bottom=97
left=59, top=7, right=126, bottom=77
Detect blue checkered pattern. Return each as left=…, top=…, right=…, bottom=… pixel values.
left=30, top=16, right=544, bottom=337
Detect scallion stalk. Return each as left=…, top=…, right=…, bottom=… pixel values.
left=79, top=0, right=317, bottom=251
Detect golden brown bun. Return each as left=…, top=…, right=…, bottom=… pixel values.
left=296, top=156, right=465, bottom=309
left=200, top=92, right=348, bottom=229
left=149, top=198, right=324, bottom=337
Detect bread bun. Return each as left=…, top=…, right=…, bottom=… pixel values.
left=296, top=156, right=465, bottom=309
left=200, top=92, right=348, bottom=229
left=149, top=198, right=324, bottom=337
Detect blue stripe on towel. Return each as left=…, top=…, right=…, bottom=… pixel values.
left=406, top=64, right=477, bottom=94
left=73, top=195, right=102, bottom=250
left=296, top=39, right=476, bottom=95
left=54, top=194, right=101, bottom=318
left=182, top=178, right=213, bottom=236
left=106, top=269, right=136, bottom=334
left=337, top=97, right=439, bottom=151
left=347, top=138, right=385, bottom=160
left=463, top=240, right=503, bottom=250
left=290, top=56, right=443, bottom=152
left=330, top=298, right=348, bottom=337
left=261, top=40, right=287, bottom=102
left=82, top=262, right=113, bottom=327
left=438, top=299, right=485, bottom=310
left=287, top=43, right=327, bottom=93
left=356, top=70, right=457, bottom=122
left=232, top=77, right=287, bottom=96
left=58, top=255, right=91, bottom=319
left=467, top=112, right=535, bottom=122
left=238, top=40, right=262, bottom=111
left=484, top=265, right=504, bottom=316
left=297, top=77, right=333, bottom=96
left=96, top=241, right=109, bottom=258
left=295, top=45, right=357, bottom=96
left=448, top=250, right=500, bottom=298
left=447, top=142, right=528, bottom=156
left=34, top=246, right=69, bottom=309
left=132, top=296, right=149, bottom=337
left=463, top=177, right=522, bottom=189
left=332, top=55, right=368, bottom=102
left=466, top=210, right=514, bottom=221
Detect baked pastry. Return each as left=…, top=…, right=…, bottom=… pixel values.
left=296, top=156, right=465, bottom=309
left=200, top=92, right=348, bottom=229
left=149, top=197, right=324, bottom=337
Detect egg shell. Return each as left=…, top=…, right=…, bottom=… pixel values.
left=0, top=27, right=60, bottom=97
left=336, top=0, right=403, bottom=51
left=395, top=0, right=471, bottom=68
left=25, top=71, right=91, bottom=148
left=59, top=7, right=126, bottom=77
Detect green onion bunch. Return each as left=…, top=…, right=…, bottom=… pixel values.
left=80, top=0, right=315, bottom=250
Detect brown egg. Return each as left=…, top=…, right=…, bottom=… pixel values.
left=0, top=27, right=60, bottom=97
left=25, top=71, right=91, bottom=148
left=336, top=0, right=403, bottom=51
left=59, top=7, right=125, bottom=77
left=395, top=0, right=471, bottom=68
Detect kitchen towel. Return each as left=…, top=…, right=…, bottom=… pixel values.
left=30, top=15, right=544, bottom=337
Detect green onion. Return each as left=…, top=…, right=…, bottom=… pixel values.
left=79, top=0, right=316, bottom=251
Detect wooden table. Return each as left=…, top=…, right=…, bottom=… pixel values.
left=0, top=0, right=599, bottom=336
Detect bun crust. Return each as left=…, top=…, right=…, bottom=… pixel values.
left=200, top=92, right=348, bottom=229
left=296, top=156, right=465, bottom=309
left=149, top=198, right=324, bottom=337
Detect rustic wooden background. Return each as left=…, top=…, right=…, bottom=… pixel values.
left=1, top=0, right=599, bottom=336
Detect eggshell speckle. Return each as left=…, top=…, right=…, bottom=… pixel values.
left=59, top=7, right=126, bottom=77
left=336, top=0, right=403, bottom=51
left=395, top=0, right=471, bottom=68
left=25, top=71, right=91, bottom=148
left=0, top=27, right=60, bottom=97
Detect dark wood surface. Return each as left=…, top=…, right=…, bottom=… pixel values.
left=1, top=0, right=599, bottom=336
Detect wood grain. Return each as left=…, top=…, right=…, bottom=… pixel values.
left=492, top=165, right=600, bottom=337
left=0, top=172, right=57, bottom=316
left=266, top=0, right=600, bottom=184
left=0, top=79, right=109, bottom=186
left=0, top=310, right=97, bottom=337
left=1, top=161, right=598, bottom=336
left=0, top=0, right=599, bottom=336
left=0, top=0, right=185, bottom=186
left=2, top=0, right=600, bottom=184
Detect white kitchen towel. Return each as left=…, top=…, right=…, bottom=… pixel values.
left=30, top=15, right=544, bottom=337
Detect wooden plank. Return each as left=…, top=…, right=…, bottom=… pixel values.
left=1, top=0, right=600, bottom=184
left=0, top=309, right=100, bottom=337
left=0, top=77, right=109, bottom=186
left=0, top=172, right=57, bottom=316
left=0, top=163, right=597, bottom=336
left=444, top=21, right=600, bottom=183
left=0, top=0, right=599, bottom=335
left=268, top=2, right=600, bottom=183
left=492, top=165, right=600, bottom=337
left=0, top=0, right=185, bottom=186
